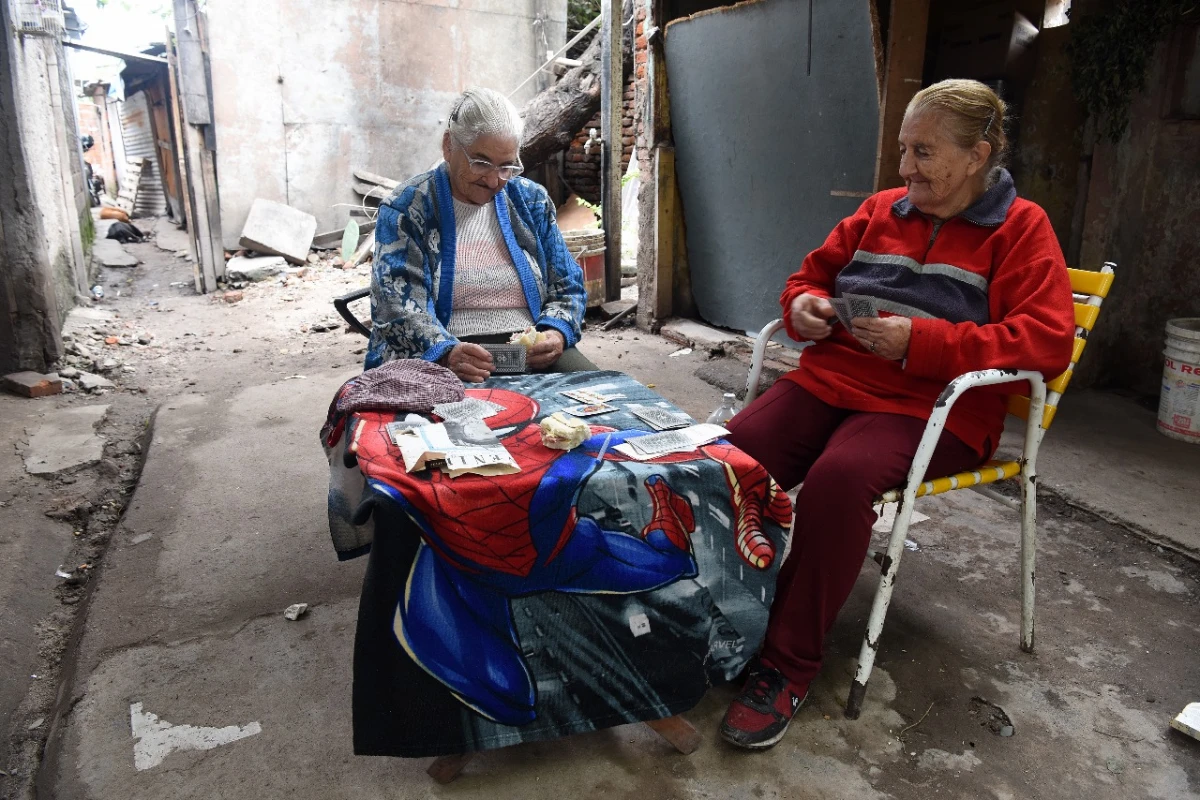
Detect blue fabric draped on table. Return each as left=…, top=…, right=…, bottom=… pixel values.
left=327, top=371, right=792, bottom=757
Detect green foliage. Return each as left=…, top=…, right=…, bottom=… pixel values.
left=80, top=209, right=96, bottom=256
left=568, top=0, right=601, bottom=39
left=1066, top=0, right=1195, bottom=143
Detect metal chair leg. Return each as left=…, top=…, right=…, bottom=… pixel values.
left=1019, top=382, right=1046, bottom=655
left=1019, top=465, right=1037, bottom=653
left=846, top=495, right=918, bottom=719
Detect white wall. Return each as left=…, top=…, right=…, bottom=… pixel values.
left=10, top=35, right=89, bottom=305
left=206, top=0, right=566, bottom=246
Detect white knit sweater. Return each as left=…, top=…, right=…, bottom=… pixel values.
left=446, top=198, right=537, bottom=338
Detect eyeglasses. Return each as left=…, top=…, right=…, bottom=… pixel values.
left=452, top=138, right=524, bottom=180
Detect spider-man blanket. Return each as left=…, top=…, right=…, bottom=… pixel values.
left=336, top=371, right=792, bottom=757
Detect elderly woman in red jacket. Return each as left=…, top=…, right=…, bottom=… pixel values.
left=720, top=79, right=1076, bottom=749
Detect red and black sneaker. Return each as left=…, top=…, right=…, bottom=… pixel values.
left=719, top=661, right=806, bottom=749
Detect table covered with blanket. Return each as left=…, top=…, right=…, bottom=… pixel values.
left=325, top=370, right=792, bottom=757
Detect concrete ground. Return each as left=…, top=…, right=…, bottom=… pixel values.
left=2, top=224, right=1198, bottom=799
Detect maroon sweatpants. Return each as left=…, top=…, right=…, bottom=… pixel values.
left=725, top=380, right=980, bottom=691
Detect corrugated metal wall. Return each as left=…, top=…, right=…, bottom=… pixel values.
left=118, top=90, right=168, bottom=217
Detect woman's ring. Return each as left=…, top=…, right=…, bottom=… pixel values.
left=870, top=341, right=877, bottom=353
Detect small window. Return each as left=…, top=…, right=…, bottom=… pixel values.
left=1044, top=0, right=1071, bottom=29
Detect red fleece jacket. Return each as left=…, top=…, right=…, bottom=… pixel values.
left=781, top=185, right=1076, bottom=459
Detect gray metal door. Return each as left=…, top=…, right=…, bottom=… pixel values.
left=664, top=0, right=880, bottom=336
left=118, top=90, right=169, bottom=218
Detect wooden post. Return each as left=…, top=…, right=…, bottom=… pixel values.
left=873, top=0, right=930, bottom=191
left=171, top=0, right=224, bottom=289
left=652, top=146, right=676, bottom=321
left=165, top=32, right=199, bottom=271
left=601, top=0, right=623, bottom=302
left=427, top=752, right=475, bottom=784
left=644, top=715, right=701, bottom=754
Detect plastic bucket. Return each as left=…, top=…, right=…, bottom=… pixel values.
left=1157, top=318, right=1200, bottom=443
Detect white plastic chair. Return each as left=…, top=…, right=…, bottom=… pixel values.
left=743, top=263, right=1116, bottom=718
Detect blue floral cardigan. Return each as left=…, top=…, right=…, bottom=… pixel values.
left=365, top=163, right=587, bottom=369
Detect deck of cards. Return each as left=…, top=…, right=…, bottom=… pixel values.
left=829, top=293, right=880, bottom=328
left=626, top=404, right=690, bottom=431
left=481, top=343, right=527, bottom=374
left=432, top=397, right=505, bottom=422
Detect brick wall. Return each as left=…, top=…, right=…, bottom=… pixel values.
left=562, top=61, right=638, bottom=203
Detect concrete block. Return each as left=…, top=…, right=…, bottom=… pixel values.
left=600, top=300, right=636, bottom=318
left=21, top=405, right=109, bottom=475
left=92, top=239, right=140, bottom=268
left=3, top=371, right=63, bottom=398
left=660, top=318, right=743, bottom=353
left=226, top=255, right=287, bottom=282
left=238, top=199, right=317, bottom=265
left=77, top=372, right=115, bottom=392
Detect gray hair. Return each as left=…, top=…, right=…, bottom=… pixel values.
left=447, top=87, right=523, bottom=146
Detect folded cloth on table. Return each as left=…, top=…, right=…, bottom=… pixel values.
left=321, top=359, right=464, bottom=447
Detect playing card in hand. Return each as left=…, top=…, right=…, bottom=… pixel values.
left=845, top=293, right=880, bottom=321
left=480, top=343, right=527, bottom=374
left=829, top=297, right=853, bottom=328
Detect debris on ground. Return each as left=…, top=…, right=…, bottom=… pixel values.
left=1171, top=702, right=1200, bottom=741
left=20, top=405, right=110, bottom=475
left=600, top=300, right=636, bottom=319
left=226, top=255, right=287, bottom=282
left=969, top=696, right=1015, bottom=737
left=238, top=198, right=317, bottom=265
left=76, top=372, right=115, bottom=392
left=92, top=239, right=140, bottom=268
left=283, top=603, right=309, bottom=621
left=222, top=290, right=245, bottom=304
left=3, top=371, right=63, bottom=398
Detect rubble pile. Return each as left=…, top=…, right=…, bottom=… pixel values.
left=56, top=319, right=157, bottom=395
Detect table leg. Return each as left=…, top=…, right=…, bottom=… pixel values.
left=427, top=752, right=476, bottom=784
left=644, top=715, right=702, bottom=754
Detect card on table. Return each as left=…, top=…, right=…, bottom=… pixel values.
left=432, top=397, right=504, bottom=422
left=559, top=388, right=622, bottom=404
left=562, top=403, right=618, bottom=417
left=626, top=404, right=690, bottom=431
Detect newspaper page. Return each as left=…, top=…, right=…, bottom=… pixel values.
left=394, top=420, right=519, bottom=477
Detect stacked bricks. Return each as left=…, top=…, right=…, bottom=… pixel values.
left=632, top=2, right=654, bottom=189
left=564, top=51, right=639, bottom=204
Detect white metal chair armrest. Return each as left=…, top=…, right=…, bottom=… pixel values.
left=903, top=368, right=1047, bottom=505
left=744, top=318, right=786, bottom=406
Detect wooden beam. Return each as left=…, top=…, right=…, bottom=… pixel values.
left=172, top=0, right=211, bottom=124
left=873, top=0, right=930, bottom=192
left=652, top=146, right=677, bottom=322
left=644, top=715, right=701, bottom=754
left=426, top=752, right=474, bottom=784
left=600, top=0, right=624, bottom=303
left=165, top=32, right=200, bottom=277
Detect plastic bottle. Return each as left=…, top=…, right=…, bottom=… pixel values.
left=706, top=393, right=738, bottom=425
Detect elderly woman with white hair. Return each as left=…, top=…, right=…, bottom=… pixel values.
left=366, top=87, right=593, bottom=380
left=718, top=79, right=1077, bottom=750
